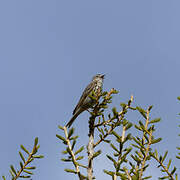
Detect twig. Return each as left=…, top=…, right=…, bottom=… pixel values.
left=151, top=156, right=175, bottom=180
left=139, top=108, right=150, bottom=179
left=94, top=89, right=117, bottom=128
left=124, top=168, right=132, bottom=180
left=12, top=138, right=42, bottom=180
left=94, top=96, right=133, bottom=148
left=139, top=107, right=154, bottom=179
left=113, top=125, right=127, bottom=180
left=63, top=126, right=83, bottom=180
left=13, top=152, right=33, bottom=180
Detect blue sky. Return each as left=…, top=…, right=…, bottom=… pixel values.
left=0, top=0, right=180, bottom=179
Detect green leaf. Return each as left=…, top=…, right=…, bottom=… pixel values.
left=171, top=167, right=176, bottom=175
left=76, top=156, right=84, bottom=160
left=2, top=176, right=6, bottom=180
left=139, top=121, right=145, bottom=129
left=61, top=150, right=68, bottom=154
left=112, top=107, right=118, bottom=116
left=28, top=158, right=34, bottom=163
left=70, top=135, right=79, bottom=140
left=20, top=145, right=29, bottom=155
left=124, top=147, right=132, bottom=154
left=151, top=138, right=162, bottom=144
left=102, top=91, right=108, bottom=96
left=136, top=151, right=143, bottom=159
left=10, top=165, right=17, bottom=175
left=66, top=147, right=71, bottom=155
left=111, top=131, right=120, bottom=140
left=97, top=128, right=104, bottom=135
left=23, top=170, right=33, bottom=175
left=68, top=128, right=74, bottom=138
left=19, top=175, right=31, bottom=178
left=149, top=118, right=161, bottom=124
left=93, top=150, right=101, bottom=158
left=148, top=105, right=153, bottom=111
left=176, top=156, right=180, bottom=159
left=133, top=137, right=143, bottom=148
left=103, top=139, right=111, bottom=143
left=126, top=123, right=133, bottom=130
left=99, top=134, right=102, bottom=139
left=20, top=161, right=23, bottom=169
left=64, top=169, right=77, bottom=174
left=124, top=133, right=132, bottom=142
left=167, top=159, right=172, bottom=170
left=177, top=97, right=180, bottom=101
left=112, top=89, right=119, bottom=94
left=74, top=146, right=84, bottom=155
left=155, top=149, right=158, bottom=157
left=72, top=140, right=76, bottom=150
left=19, top=151, right=25, bottom=163
left=110, top=144, right=119, bottom=153
left=25, top=166, right=36, bottom=170
left=32, top=155, right=44, bottom=159
left=159, top=176, right=169, bottom=179
left=143, top=176, right=152, bottom=179
left=61, top=158, right=71, bottom=162
left=58, top=125, right=64, bottom=130
left=131, top=144, right=141, bottom=149
left=131, top=155, right=141, bottom=164
left=122, top=119, right=128, bottom=126
left=136, top=106, right=147, bottom=119
left=103, top=169, right=114, bottom=176
left=88, top=93, right=97, bottom=100
left=162, top=151, right=168, bottom=162
left=77, top=163, right=87, bottom=169
left=134, top=125, right=142, bottom=131
left=106, top=155, right=116, bottom=166
left=32, top=146, right=38, bottom=154
left=34, top=137, right=38, bottom=147
left=36, top=145, right=40, bottom=150
left=9, top=170, right=15, bottom=178
left=56, top=134, right=67, bottom=143
left=120, top=103, right=126, bottom=108
left=129, top=106, right=136, bottom=110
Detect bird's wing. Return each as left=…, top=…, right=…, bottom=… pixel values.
left=73, top=81, right=95, bottom=115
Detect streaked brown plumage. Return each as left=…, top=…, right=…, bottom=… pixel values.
left=66, top=74, right=105, bottom=128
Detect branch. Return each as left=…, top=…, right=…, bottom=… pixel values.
left=151, top=155, right=175, bottom=180
left=63, top=126, right=84, bottom=180
left=124, top=168, right=132, bottom=180
left=94, top=95, right=133, bottom=148
left=13, top=152, right=33, bottom=179
left=94, top=89, right=117, bottom=127
left=10, top=137, right=43, bottom=180
left=87, top=115, right=95, bottom=180
left=139, top=108, right=152, bottom=179
left=113, top=125, right=126, bottom=180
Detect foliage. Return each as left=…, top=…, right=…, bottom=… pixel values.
left=2, top=90, right=180, bottom=179
left=1, top=137, right=44, bottom=180
left=57, top=89, right=180, bottom=180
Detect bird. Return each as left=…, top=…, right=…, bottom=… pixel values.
left=66, top=74, right=105, bottom=128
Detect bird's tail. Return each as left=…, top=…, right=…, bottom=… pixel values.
left=66, top=108, right=83, bottom=128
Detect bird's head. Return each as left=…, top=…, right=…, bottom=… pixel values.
left=92, top=74, right=105, bottom=82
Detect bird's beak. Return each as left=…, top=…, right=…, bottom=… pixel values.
left=101, top=74, right=105, bottom=78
